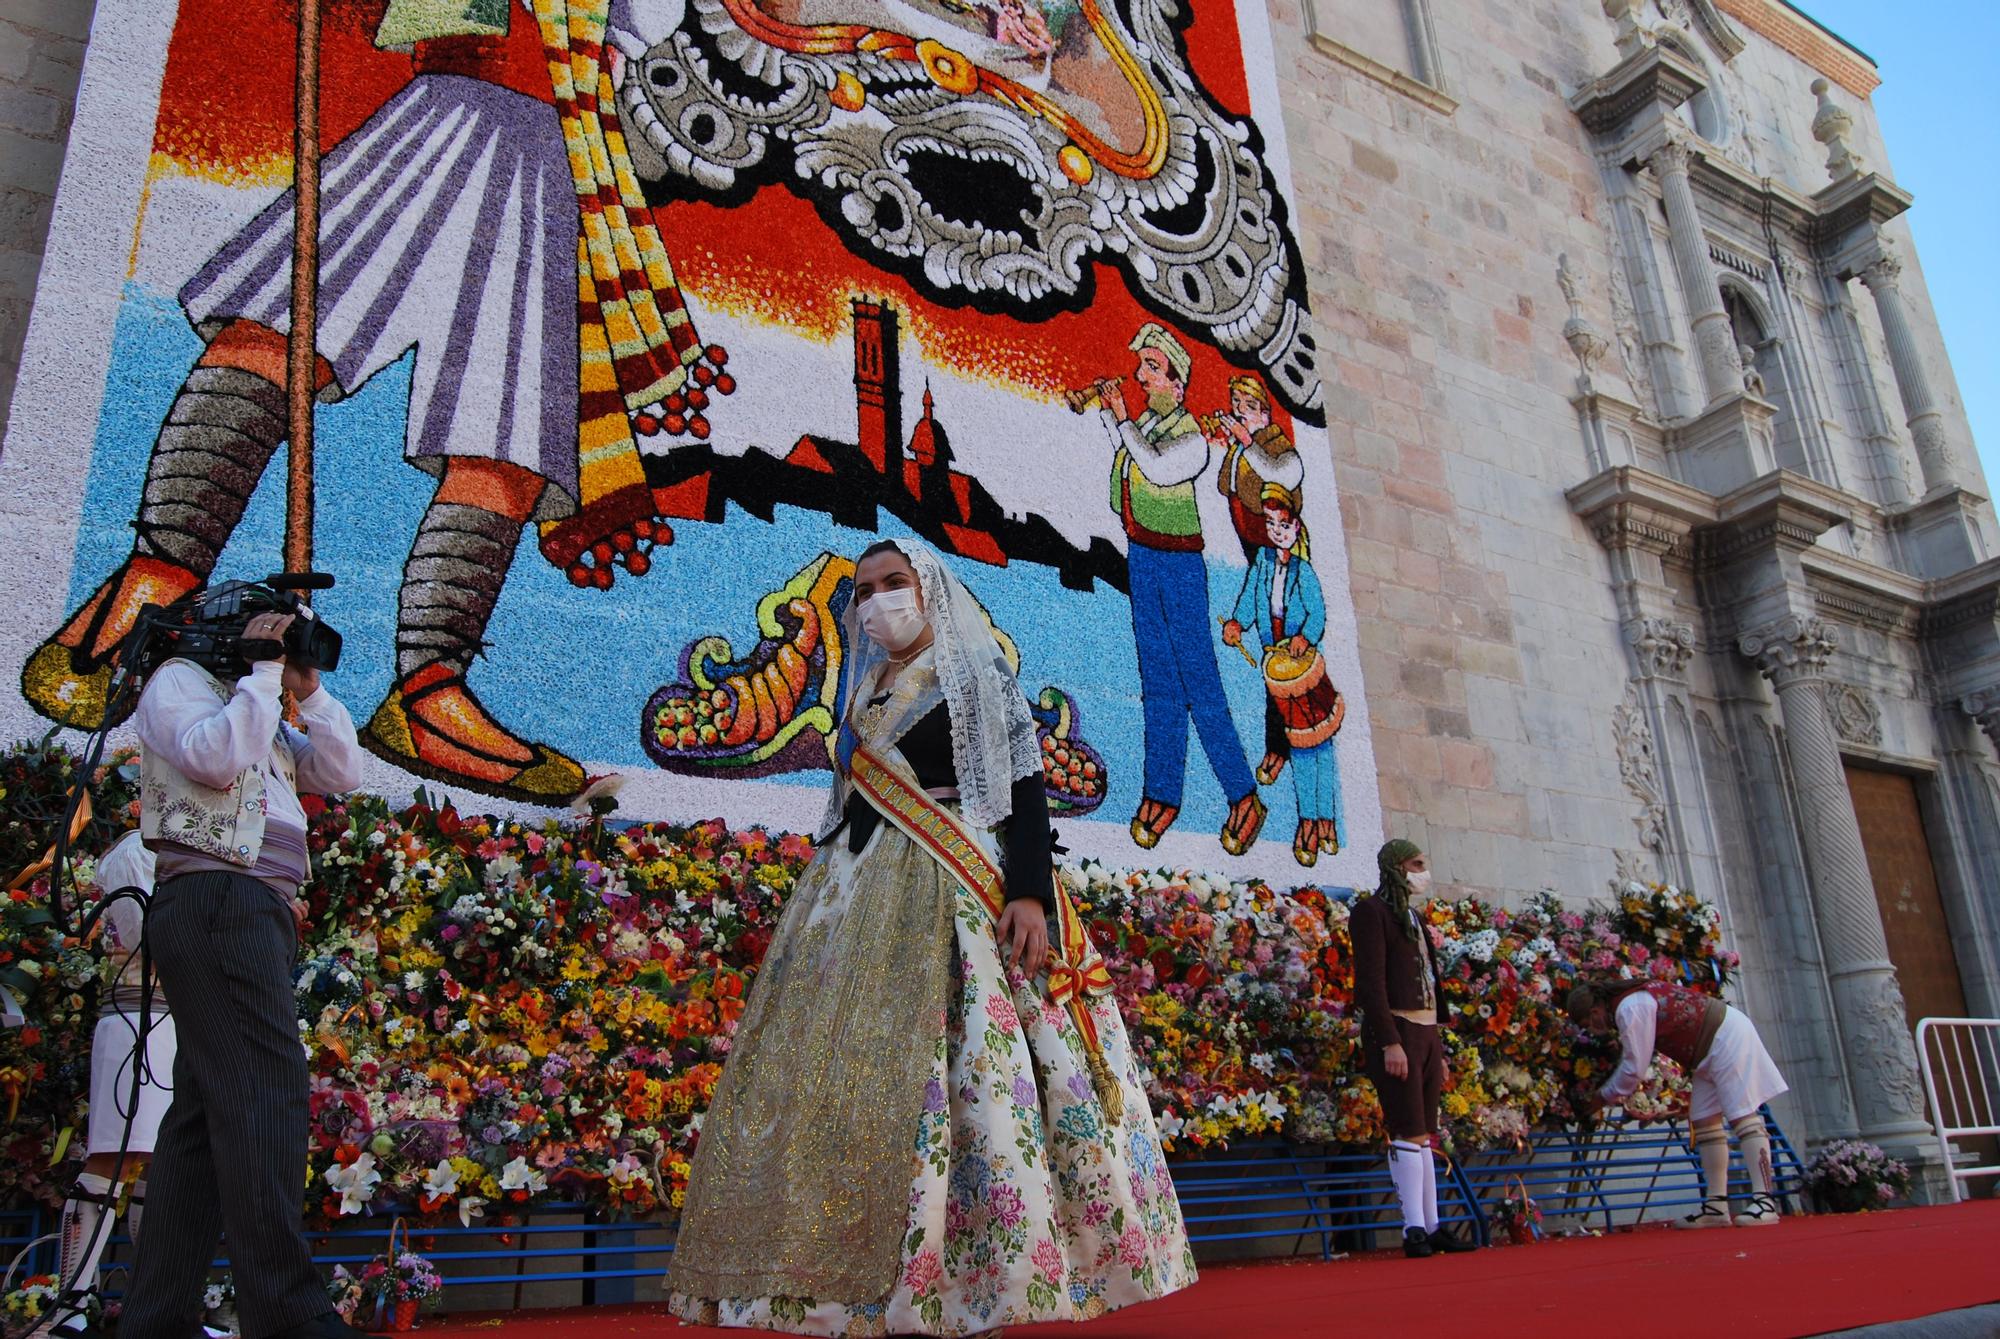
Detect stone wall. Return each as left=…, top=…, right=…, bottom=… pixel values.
left=0, top=0, right=91, bottom=433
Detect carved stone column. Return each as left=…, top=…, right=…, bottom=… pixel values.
left=1648, top=137, right=1741, bottom=405
left=1858, top=251, right=1958, bottom=496
left=1738, top=615, right=1934, bottom=1146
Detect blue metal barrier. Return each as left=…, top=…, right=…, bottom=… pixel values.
left=0, top=1111, right=1809, bottom=1303
left=1458, top=1107, right=1807, bottom=1233
left=1164, top=1139, right=1488, bottom=1256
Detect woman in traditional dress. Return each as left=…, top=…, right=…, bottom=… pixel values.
left=668, top=540, right=1196, bottom=1336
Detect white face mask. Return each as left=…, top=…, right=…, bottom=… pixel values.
left=1405, top=869, right=1433, bottom=894
left=860, top=586, right=927, bottom=653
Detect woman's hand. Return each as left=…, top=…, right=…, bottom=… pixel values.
left=241, top=612, right=294, bottom=662
left=1383, top=1043, right=1409, bottom=1080
left=1222, top=620, right=1243, bottom=648
left=1288, top=634, right=1310, bottom=658
left=282, top=659, right=321, bottom=701
left=996, top=900, right=1049, bottom=979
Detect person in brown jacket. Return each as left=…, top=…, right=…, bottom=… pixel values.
left=1350, top=838, right=1473, bottom=1257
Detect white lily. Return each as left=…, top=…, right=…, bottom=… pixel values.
left=422, top=1159, right=459, bottom=1200
left=325, top=1152, right=381, bottom=1215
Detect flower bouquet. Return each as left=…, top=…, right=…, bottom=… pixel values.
left=1805, top=1138, right=1911, bottom=1213
left=2, top=1274, right=63, bottom=1339
left=1490, top=1176, right=1542, bottom=1246
left=202, top=1274, right=239, bottom=1335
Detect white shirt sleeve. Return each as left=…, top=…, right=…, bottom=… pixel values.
left=283, top=685, right=363, bottom=796
left=1600, top=991, right=1657, bottom=1105
left=135, top=660, right=285, bottom=791
left=95, top=831, right=154, bottom=953
left=1100, top=409, right=1209, bottom=487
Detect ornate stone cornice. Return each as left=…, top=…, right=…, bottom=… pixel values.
left=1695, top=469, right=1850, bottom=570
left=1567, top=465, right=1713, bottom=558
left=1815, top=173, right=1914, bottom=261
left=1627, top=617, right=1696, bottom=679
left=1570, top=45, right=1705, bottom=139
left=1740, top=615, right=1838, bottom=686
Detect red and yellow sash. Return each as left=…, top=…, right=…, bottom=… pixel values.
left=848, top=743, right=1124, bottom=1123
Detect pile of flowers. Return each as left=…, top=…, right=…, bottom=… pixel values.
left=1804, top=1138, right=1912, bottom=1213
left=0, top=737, right=1745, bottom=1228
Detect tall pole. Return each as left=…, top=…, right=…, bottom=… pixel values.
left=286, top=0, right=321, bottom=579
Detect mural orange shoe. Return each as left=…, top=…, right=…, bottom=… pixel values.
left=21, top=555, right=201, bottom=728
left=1219, top=792, right=1268, bottom=857
left=363, top=662, right=586, bottom=806
left=1292, top=819, right=1318, bottom=868
left=1317, top=818, right=1341, bottom=856
left=1129, top=798, right=1178, bottom=850
left=1256, top=751, right=1287, bottom=786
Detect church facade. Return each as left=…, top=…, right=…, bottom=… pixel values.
left=1272, top=0, right=1996, bottom=1170
left=0, top=0, right=1991, bottom=1170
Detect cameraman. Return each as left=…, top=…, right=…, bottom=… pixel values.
left=122, top=610, right=367, bottom=1339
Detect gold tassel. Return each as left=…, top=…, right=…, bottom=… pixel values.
left=1086, top=1042, right=1124, bottom=1127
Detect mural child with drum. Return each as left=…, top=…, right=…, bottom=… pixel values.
left=1223, top=486, right=1345, bottom=867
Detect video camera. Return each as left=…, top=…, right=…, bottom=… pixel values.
left=127, top=572, right=343, bottom=684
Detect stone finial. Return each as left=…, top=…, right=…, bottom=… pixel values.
left=1557, top=253, right=1609, bottom=386
left=1739, top=614, right=1837, bottom=687
left=1602, top=0, right=1654, bottom=61
left=1811, top=77, right=1866, bottom=184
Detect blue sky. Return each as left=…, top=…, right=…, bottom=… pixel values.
left=1800, top=2, right=1997, bottom=493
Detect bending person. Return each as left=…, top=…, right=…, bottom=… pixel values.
left=1567, top=975, right=1788, bottom=1228
left=1350, top=839, right=1473, bottom=1257
left=669, top=540, right=1195, bottom=1335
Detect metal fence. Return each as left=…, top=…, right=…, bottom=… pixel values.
left=1915, top=1016, right=2000, bottom=1202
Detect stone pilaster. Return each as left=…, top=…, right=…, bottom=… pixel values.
left=1648, top=136, right=1741, bottom=405
left=1858, top=251, right=1958, bottom=496
left=1737, top=615, right=1935, bottom=1148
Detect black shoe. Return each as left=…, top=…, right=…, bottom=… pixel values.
left=265, top=1313, right=380, bottom=1339
left=1402, top=1226, right=1434, bottom=1258
left=1427, top=1227, right=1477, bottom=1254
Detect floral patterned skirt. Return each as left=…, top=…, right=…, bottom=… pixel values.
left=669, top=837, right=1197, bottom=1335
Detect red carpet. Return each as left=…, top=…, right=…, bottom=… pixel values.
left=412, top=1201, right=2000, bottom=1339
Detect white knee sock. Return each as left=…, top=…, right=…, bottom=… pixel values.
left=127, top=1177, right=147, bottom=1245
left=1420, top=1145, right=1440, bottom=1233
left=1389, top=1140, right=1428, bottom=1232
left=1694, top=1125, right=1731, bottom=1203
left=1732, top=1115, right=1773, bottom=1196
left=58, top=1173, right=115, bottom=1298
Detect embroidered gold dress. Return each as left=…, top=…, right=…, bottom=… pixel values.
left=667, top=649, right=1196, bottom=1336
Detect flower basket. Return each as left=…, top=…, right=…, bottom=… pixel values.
left=1491, top=1175, right=1541, bottom=1247
left=391, top=1299, right=420, bottom=1332
left=338, top=1219, right=441, bottom=1332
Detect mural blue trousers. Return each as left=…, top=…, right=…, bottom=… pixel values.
left=1292, top=738, right=1347, bottom=846
left=1128, top=543, right=1255, bottom=808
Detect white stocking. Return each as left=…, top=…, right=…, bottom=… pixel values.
left=1420, top=1143, right=1440, bottom=1233
left=1388, top=1140, right=1427, bottom=1232
left=1694, top=1124, right=1731, bottom=1203
left=57, top=1172, right=115, bottom=1303
left=127, top=1178, right=147, bottom=1245
left=1732, top=1114, right=1773, bottom=1196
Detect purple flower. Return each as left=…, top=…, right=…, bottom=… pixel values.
left=1012, top=1075, right=1038, bottom=1110
left=440, top=925, right=461, bottom=942
left=1067, top=1073, right=1092, bottom=1102
left=924, top=1078, right=947, bottom=1114
left=989, top=1183, right=1025, bottom=1229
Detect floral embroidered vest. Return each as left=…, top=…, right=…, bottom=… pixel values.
left=139, top=659, right=296, bottom=869
left=1645, top=981, right=1725, bottom=1067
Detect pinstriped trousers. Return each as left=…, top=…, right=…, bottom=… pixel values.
left=119, top=872, right=332, bottom=1339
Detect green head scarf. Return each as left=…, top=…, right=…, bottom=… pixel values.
left=1376, top=838, right=1425, bottom=942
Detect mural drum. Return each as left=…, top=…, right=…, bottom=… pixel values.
left=0, top=0, right=1382, bottom=881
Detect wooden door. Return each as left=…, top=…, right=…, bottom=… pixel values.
left=1846, top=764, right=1993, bottom=1194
